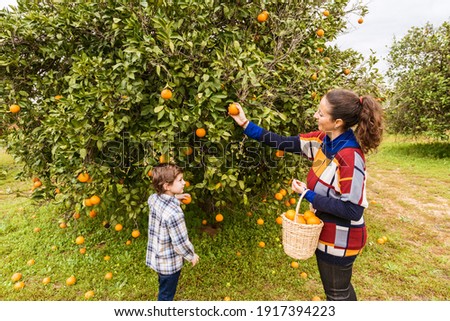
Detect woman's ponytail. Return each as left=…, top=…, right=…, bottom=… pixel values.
left=354, top=96, right=384, bottom=154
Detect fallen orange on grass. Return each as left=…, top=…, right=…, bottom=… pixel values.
left=66, top=275, right=76, bottom=286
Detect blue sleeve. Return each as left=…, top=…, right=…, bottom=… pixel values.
left=310, top=193, right=364, bottom=221
left=243, top=121, right=303, bottom=154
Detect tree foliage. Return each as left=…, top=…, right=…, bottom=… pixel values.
left=1, top=0, right=383, bottom=224
left=386, top=21, right=450, bottom=139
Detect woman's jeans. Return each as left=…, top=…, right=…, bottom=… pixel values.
left=158, top=270, right=181, bottom=301
left=316, top=258, right=357, bottom=301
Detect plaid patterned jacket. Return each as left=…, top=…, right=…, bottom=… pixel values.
left=244, top=122, right=368, bottom=265
left=146, top=193, right=195, bottom=275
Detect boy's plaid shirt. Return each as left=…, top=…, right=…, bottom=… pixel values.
left=146, top=193, right=195, bottom=275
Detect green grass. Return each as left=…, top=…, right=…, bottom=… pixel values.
left=0, top=136, right=449, bottom=301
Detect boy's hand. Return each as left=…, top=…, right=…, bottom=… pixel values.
left=191, top=254, right=200, bottom=267
left=175, top=193, right=191, bottom=201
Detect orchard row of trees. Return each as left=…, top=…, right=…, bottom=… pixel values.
left=386, top=21, right=450, bottom=139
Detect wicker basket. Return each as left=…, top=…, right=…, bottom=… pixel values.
left=282, top=190, right=324, bottom=260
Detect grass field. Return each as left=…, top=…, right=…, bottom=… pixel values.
left=0, top=135, right=449, bottom=301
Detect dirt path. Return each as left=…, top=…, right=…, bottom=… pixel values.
left=366, top=163, right=450, bottom=249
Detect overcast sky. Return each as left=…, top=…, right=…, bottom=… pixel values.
left=1, top=0, right=449, bottom=75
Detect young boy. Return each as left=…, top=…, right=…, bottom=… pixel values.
left=146, top=163, right=199, bottom=301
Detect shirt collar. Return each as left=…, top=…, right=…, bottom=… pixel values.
left=322, top=129, right=360, bottom=158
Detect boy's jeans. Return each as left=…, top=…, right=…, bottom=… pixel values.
left=158, top=270, right=181, bottom=301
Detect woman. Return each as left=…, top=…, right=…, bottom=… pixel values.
left=230, top=89, right=383, bottom=301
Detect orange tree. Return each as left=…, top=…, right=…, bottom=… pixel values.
left=1, top=0, right=382, bottom=224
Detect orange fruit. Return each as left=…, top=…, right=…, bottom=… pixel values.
left=311, top=73, right=318, bottom=81
left=42, top=277, right=51, bottom=285
left=54, top=95, right=63, bottom=100
left=161, top=88, right=173, bottom=100
left=196, top=128, right=206, bottom=138
left=27, top=259, right=35, bottom=266
left=300, top=272, right=308, bottom=279
left=256, top=218, right=264, bottom=225
left=131, top=230, right=140, bottom=238
left=73, top=212, right=80, bottom=220
left=377, top=237, right=386, bottom=244
left=90, top=195, right=101, bottom=205
left=285, top=209, right=296, bottom=221
left=75, top=236, right=85, bottom=245
left=344, top=68, right=351, bottom=75
left=33, top=227, right=41, bottom=233
left=9, top=104, right=21, bottom=113
left=257, top=10, right=269, bottom=23
left=185, top=181, right=191, bottom=187
left=147, top=170, right=152, bottom=177
left=289, top=197, right=296, bottom=205
left=181, top=195, right=192, bottom=205
left=306, top=216, right=321, bottom=225
left=115, top=223, right=123, bottom=231
left=33, top=180, right=42, bottom=188
left=224, top=296, right=231, bottom=301
left=215, top=213, right=224, bottom=222
left=279, top=189, right=287, bottom=196
left=79, top=247, right=86, bottom=254
left=275, top=216, right=283, bottom=225
left=183, top=146, right=193, bottom=156
left=84, top=198, right=93, bottom=207
left=11, top=273, right=22, bottom=282
left=246, top=211, right=253, bottom=217
left=66, top=275, right=76, bottom=286
left=201, top=219, right=207, bottom=225
left=228, top=103, right=239, bottom=115
left=55, top=188, right=60, bottom=194
left=323, top=10, right=330, bottom=16
left=77, top=172, right=90, bottom=183
left=275, top=150, right=284, bottom=157
left=258, top=241, right=265, bottom=248
left=84, top=290, right=95, bottom=299
left=358, top=17, right=364, bottom=24
left=59, top=222, right=67, bottom=229
left=316, top=29, right=325, bottom=37
left=159, top=154, right=168, bottom=163
left=295, top=216, right=306, bottom=224
left=382, top=236, right=388, bottom=242
left=125, top=240, right=132, bottom=245
left=14, top=281, right=25, bottom=290
left=89, top=210, right=97, bottom=218
left=291, top=261, right=299, bottom=268
left=284, top=200, right=291, bottom=207
left=274, top=192, right=283, bottom=201
left=303, top=210, right=315, bottom=221
left=105, top=272, right=113, bottom=280
left=312, top=296, right=321, bottom=301
left=104, top=255, right=111, bottom=261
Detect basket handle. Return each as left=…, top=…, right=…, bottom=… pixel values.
left=295, top=190, right=308, bottom=218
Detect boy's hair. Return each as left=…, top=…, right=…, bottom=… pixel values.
left=151, top=163, right=183, bottom=194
